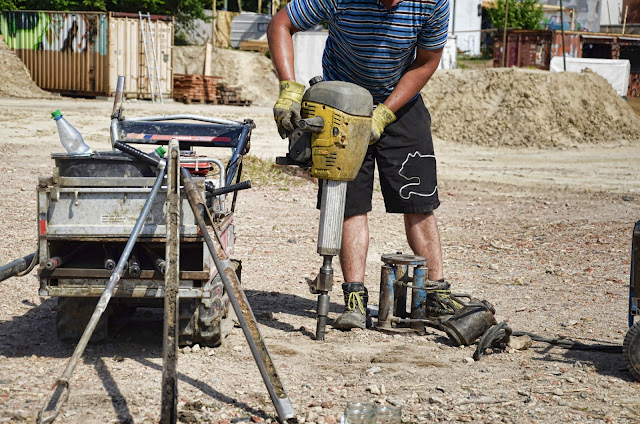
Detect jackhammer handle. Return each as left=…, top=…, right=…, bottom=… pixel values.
left=206, top=180, right=251, bottom=197
left=113, top=141, right=164, bottom=168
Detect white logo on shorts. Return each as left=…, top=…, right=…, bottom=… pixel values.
left=398, top=151, right=437, bottom=200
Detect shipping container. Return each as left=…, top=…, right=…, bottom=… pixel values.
left=229, top=12, right=271, bottom=48
left=0, top=10, right=173, bottom=99
left=493, top=30, right=552, bottom=69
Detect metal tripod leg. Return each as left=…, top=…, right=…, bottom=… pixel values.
left=181, top=168, right=295, bottom=422
left=160, top=140, right=181, bottom=423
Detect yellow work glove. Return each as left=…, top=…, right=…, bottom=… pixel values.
left=273, top=80, right=306, bottom=139
left=370, top=103, right=396, bottom=144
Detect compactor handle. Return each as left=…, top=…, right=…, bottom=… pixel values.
left=113, top=140, right=165, bottom=168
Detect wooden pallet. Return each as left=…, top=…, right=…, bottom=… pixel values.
left=239, top=40, right=269, bottom=54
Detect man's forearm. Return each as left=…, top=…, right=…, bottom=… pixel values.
left=383, top=48, right=443, bottom=113
left=267, top=9, right=298, bottom=81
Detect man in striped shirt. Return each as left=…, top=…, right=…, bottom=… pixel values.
left=268, top=0, right=452, bottom=330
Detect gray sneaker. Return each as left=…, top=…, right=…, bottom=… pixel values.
left=333, top=282, right=368, bottom=331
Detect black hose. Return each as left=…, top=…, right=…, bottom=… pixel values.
left=474, top=321, right=512, bottom=361
left=512, top=331, right=622, bottom=353
left=0, top=252, right=37, bottom=283
left=472, top=324, right=622, bottom=361
left=205, top=180, right=252, bottom=197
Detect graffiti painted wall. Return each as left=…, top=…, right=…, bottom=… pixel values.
left=0, top=11, right=109, bottom=95
left=0, top=11, right=107, bottom=54
left=540, top=0, right=602, bottom=32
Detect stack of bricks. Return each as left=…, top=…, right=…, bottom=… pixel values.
left=173, top=74, right=252, bottom=106
left=216, top=81, right=252, bottom=106
left=173, top=74, right=221, bottom=104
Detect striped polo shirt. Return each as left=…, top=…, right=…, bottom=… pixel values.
left=287, top=0, right=449, bottom=103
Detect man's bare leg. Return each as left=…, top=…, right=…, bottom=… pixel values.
left=340, top=213, right=369, bottom=282
left=404, top=212, right=444, bottom=281
left=334, top=213, right=369, bottom=330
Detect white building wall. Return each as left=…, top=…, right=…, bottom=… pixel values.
left=450, top=0, right=483, bottom=56
left=600, top=0, right=624, bottom=25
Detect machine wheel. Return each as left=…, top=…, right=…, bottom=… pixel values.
left=623, top=321, right=640, bottom=381
left=177, top=259, right=241, bottom=347
left=56, top=297, right=111, bottom=343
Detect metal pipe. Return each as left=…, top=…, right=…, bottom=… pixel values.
left=181, top=167, right=295, bottom=422
left=0, top=252, right=36, bottom=283
left=37, top=166, right=167, bottom=424
left=127, top=114, right=242, bottom=126
left=410, top=266, right=428, bottom=332
left=161, top=140, right=180, bottom=423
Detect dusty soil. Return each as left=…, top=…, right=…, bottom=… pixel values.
left=1, top=94, right=640, bottom=424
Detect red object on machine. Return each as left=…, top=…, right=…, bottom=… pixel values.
left=180, top=160, right=212, bottom=176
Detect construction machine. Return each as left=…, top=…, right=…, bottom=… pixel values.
left=0, top=77, right=294, bottom=423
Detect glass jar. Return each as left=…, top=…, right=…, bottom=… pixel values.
left=374, top=405, right=402, bottom=424
left=342, top=402, right=376, bottom=424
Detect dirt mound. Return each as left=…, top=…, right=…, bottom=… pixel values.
left=422, top=67, right=640, bottom=147
left=173, top=45, right=278, bottom=107
left=0, top=39, right=53, bottom=99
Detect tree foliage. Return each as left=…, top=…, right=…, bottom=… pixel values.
left=488, top=0, right=544, bottom=30
left=2, top=0, right=212, bottom=24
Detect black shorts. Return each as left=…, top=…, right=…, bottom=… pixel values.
left=323, top=95, right=440, bottom=216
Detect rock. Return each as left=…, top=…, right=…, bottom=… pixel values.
left=429, top=395, right=446, bottom=405
left=508, top=335, right=533, bottom=351
left=366, top=366, right=382, bottom=376
left=367, top=384, right=381, bottom=395
left=552, top=388, right=564, bottom=396
left=380, top=384, right=386, bottom=395
left=489, top=263, right=499, bottom=271
left=306, top=410, right=319, bottom=422
left=259, top=311, right=274, bottom=320
left=288, top=237, right=298, bottom=243
left=325, top=415, right=337, bottom=424
left=182, top=346, right=192, bottom=354
left=192, top=344, right=201, bottom=352
left=462, top=357, right=475, bottom=364
left=320, top=401, right=333, bottom=409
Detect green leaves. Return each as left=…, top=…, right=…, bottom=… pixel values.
left=6, top=0, right=211, bottom=24
left=488, top=0, right=544, bottom=30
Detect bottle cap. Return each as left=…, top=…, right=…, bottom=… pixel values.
left=51, top=110, right=62, bottom=119
left=156, top=146, right=167, bottom=157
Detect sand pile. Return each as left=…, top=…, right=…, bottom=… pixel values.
left=173, top=46, right=278, bottom=106
left=422, top=67, right=640, bottom=147
left=0, top=39, right=52, bottom=99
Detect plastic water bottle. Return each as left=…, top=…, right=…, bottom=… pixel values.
left=51, top=110, right=92, bottom=154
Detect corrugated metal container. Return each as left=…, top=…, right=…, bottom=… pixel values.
left=229, top=12, right=271, bottom=48
left=493, top=30, right=552, bottom=69
left=0, top=10, right=173, bottom=98
left=108, top=12, right=173, bottom=99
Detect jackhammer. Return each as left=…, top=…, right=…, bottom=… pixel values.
left=277, top=78, right=373, bottom=340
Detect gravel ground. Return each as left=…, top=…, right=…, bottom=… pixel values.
left=0, top=97, right=639, bottom=424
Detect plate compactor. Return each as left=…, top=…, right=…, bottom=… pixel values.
left=277, top=78, right=373, bottom=341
